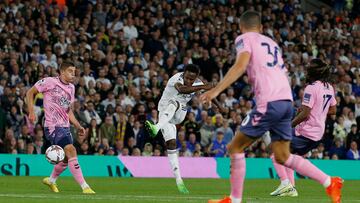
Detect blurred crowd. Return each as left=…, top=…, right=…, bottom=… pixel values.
left=0, top=0, right=360, bottom=160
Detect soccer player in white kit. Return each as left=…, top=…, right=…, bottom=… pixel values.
left=145, top=64, right=215, bottom=194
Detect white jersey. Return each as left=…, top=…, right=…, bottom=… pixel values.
left=158, top=72, right=203, bottom=111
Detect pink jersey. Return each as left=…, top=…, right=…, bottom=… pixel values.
left=235, top=32, right=292, bottom=113
left=295, top=81, right=336, bottom=141
left=34, top=77, right=75, bottom=131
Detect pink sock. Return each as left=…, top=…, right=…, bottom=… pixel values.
left=68, top=157, right=86, bottom=187
left=284, top=154, right=329, bottom=185
left=271, top=154, right=288, bottom=182
left=230, top=153, right=246, bottom=201
left=285, top=167, right=295, bottom=186
left=50, top=162, right=67, bottom=183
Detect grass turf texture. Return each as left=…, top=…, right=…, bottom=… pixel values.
left=0, top=177, right=358, bottom=203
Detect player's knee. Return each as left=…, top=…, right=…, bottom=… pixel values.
left=274, top=152, right=289, bottom=165
left=166, top=139, right=177, bottom=150
left=227, top=142, right=244, bottom=154
left=64, top=144, right=77, bottom=157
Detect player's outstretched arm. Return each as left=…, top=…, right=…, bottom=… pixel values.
left=25, top=86, right=39, bottom=123
left=174, top=82, right=214, bottom=94
left=200, top=52, right=250, bottom=103
left=291, top=105, right=311, bottom=128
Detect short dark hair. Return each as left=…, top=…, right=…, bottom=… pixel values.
left=184, top=64, right=200, bottom=75
left=240, top=10, right=261, bottom=29
left=59, top=61, right=75, bottom=71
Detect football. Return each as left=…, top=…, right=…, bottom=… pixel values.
left=45, top=145, right=65, bottom=164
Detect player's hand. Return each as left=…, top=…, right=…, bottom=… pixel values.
left=29, top=111, right=36, bottom=123
left=200, top=88, right=220, bottom=104
left=78, top=126, right=86, bottom=137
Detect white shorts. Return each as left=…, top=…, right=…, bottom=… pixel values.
left=158, top=100, right=187, bottom=125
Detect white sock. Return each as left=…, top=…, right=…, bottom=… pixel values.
left=49, top=177, right=57, bottom=184
left=230, top=196, right=242, bottom=203
left=167, top=149, right=182, bottom=184
left=81, top=182, right=90, bottom=189
left=156, top=103, right=177, bottom=130
left=322, top=176, right=331, bottom=188
left=281, top=179, right=290, bottom=186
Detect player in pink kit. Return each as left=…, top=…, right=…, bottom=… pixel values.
left=270, top=59, right=337, bottom=197
left=26, top=62, right=95, bottom=194
left=201, top=11, right=343, bottom=203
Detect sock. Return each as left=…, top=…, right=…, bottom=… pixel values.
left=167, top=149, right=182, bottom=184
left=68, top=157, right=88, bottom=189
left=283, top=154, right=330, bottom=187
left=271, top=154, right=289, bottom=184
left=230, top=196, right=242, bottom=203
left=156, top=103, right=177, bottom=130
left=322, top=176, right=331, bottom=188
left=49, top=162, right=68, bottom=184
left=285, top=167, right=295, bottom=186
left=230, top=153, right=245, bottom=202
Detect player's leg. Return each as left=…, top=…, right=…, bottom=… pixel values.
left=270, top=153, right=297, bottom=196
left=145, top=100, right=178, bottom=137
left=227, top=131, right=256, bottom=203
left=272, top=141, right=343, bottom=202
left=162, top=123, right=189, bottom=194
left=59, top=127, right=95, bottom=194
left=271, top=134, right=322, bottom=196
left=43, top=128, right=64, bottom=192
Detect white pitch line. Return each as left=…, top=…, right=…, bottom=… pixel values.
left=1, top=193, right=360, bottom=203
left=0, top=194, right=201, bottom=202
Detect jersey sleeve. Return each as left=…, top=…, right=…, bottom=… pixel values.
left=192, top=78, right=204, bottom=86
left=34, top=77, right=53, bottom=93
left=235, top=34, right=252, bottom=55
left=167, top=74, right=183, bottom=87
left=302, top=85, right=316, bottom=108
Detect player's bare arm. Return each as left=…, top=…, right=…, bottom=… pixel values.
left=68, top=105, right=86, bottom=136
left=174, top=82, right=214, bottom=94
left=200, top=52, right=251, bottom=103
left=291, top=105, right=311, bottom=128
left=328, top=105, right=336, bottom=115
left=25, top=86, right=39, bottom=123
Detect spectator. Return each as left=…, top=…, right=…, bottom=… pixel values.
left=142, top=143, right=153, bottom=157
left=186, top=133, right=199, bottom=153
left=132, top=148, right=141, bottom=156
left=346, top=141, right=360, bottom=160
left=329, top=138, right=347, bottom=159
left=99, top=116, right=116, bottom=146
left=83, top=101, right=102, bottom=125
left=200, top=116, right=216, bottom=147
left=210, top=131, right=227, bottom=157
left=215, top=119, right=234, bottom=144
left=346, top=124, right=360, bottom=149
left=333, top=116, right=347, bottom=143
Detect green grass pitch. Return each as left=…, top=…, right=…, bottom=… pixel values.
left=0, top=177, right=359, bottom=203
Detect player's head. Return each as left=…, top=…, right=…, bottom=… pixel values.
left=306, top=58, right=332, bottom=84
left=239, top=10, right=262, bottom=33
left=183, top=64, right=200, bottom=86
left=59, top=61, right=76, bottom=83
